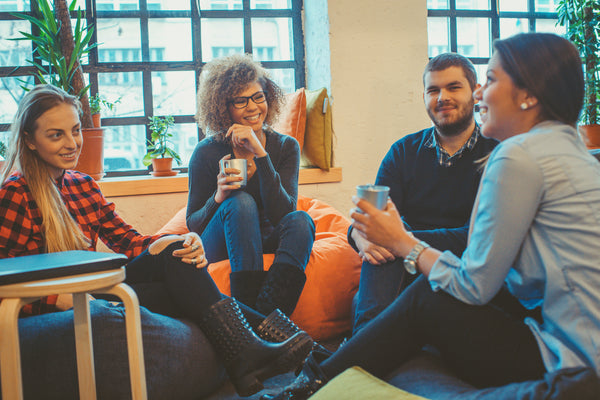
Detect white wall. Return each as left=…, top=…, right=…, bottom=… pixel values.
left=299, top=0, right=431, bottom=213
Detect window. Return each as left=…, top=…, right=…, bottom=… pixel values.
left=0, top=0, right=304, bottom=177
left=427, top=0, right=564, bottom=84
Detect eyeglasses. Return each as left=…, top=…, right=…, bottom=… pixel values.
left=229, top=91, right=266, bottom=109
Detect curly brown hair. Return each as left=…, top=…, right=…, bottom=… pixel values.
left=195, top=53, right=285, bottom=139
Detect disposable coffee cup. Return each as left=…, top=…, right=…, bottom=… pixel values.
left=356, top=184, right=390, bottom=210
left=220, top=158, right=247, bottom=188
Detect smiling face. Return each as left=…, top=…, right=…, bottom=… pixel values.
left=227, top=81, right=268, bottom=133
left=423, top=66, right=477, bottom=137
left=474, top=53, right=532, bottom=142
left=25, top=103, right=82, bottom=179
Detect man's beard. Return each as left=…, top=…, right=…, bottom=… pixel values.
left=427, top=99, right=475, bottom=137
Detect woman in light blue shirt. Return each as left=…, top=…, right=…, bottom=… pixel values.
left=265, top=32, right=600, bottom=399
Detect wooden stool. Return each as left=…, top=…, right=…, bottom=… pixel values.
left=0, top=251, right=147, bottom=400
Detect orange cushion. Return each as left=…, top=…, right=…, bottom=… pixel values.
left=156, top=195, right=362, bottom=341
left=156, top=206, right=188, bottom=235
left=272, top=88, right=307, bottom=151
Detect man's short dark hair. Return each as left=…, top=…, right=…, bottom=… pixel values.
left=423, top=53, right=478, bottom=90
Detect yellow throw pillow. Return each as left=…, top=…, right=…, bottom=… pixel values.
left=302, top=87, right=333, bottom=171
left=311, top=367, right=430, bottom=400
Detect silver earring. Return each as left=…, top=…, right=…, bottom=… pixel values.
left=520, top=102, right=528, bottom=110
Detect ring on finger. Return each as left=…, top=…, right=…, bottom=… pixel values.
left=191, top=244, right=199, bottom=252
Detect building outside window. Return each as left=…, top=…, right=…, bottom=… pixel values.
left=0, top=0, right=303, bottom=176
left=427, top=0, right=564, bottom=84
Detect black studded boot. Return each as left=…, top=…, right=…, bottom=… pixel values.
left=256, top=309, right=332, bottom=358
left=200, top=297, right=313, bottom=397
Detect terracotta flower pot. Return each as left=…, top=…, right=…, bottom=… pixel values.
left=151, top=157, right=177, bottom=177
left=76, top=127, right=105, bottom=180
left=92, top=113, right=101, bottom=128
left=578, top=124, right=600, bottom=149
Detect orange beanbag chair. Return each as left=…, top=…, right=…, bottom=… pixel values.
left=157, top=195, right=362, bottom=340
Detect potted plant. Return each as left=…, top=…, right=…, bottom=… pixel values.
left=142, top=115, right=182, bottom=176
left=89, top=93, right=120, bottom=128
left=12, top=0, right=105, bottom=179
left=557, top=0, right=600, bottom=147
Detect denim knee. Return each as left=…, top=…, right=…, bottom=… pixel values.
left=280, top=210, right=316, bottom=240
left=221, top=191, right=259, bottom=218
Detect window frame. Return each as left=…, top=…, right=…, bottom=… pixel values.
left=427, top=0, right=559, bottom=71
left=0, top=0, right=306, bottom=177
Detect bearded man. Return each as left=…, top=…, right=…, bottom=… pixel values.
left=350, top=53, right=498, bottom=334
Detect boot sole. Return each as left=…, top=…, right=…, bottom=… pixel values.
left=232, top=332, right=314, bottom=397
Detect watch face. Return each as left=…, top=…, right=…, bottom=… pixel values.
left=404, top=259, right=417, bottom=275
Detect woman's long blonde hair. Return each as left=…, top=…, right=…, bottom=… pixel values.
left=1, top=85, right=90, bottom=253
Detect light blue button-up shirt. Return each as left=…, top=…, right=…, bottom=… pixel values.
left=429, top=121, right=600, bottom=374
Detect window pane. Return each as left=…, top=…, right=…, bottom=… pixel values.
left=457, top=18, right=490, bottom=57
left=536, top=19, right=565, bottom=35
left=268, top=68, right=294, bottom=94
left=500, top=18, right=529, bottom=39
left=535, top=0, right=560, bottom=12
left=427, top=0, right=449, bottom=10
left=152, top=71, right=197, bottom=115
left=0, top=76, right=31, bottom=124
left=251, top=0, right=291, bottom=9
left=0, top=0, right=29, bottom=12
left=201, top=18, right=244, bottom=62
left=104, top=125, right=147, bottom=171
left=149, top=19, right=192, bottom=61
left=97, top=19, right=141, bottom=63
left=98, top=71, right=144, bottom=117
left=199, top=0, right=242, bottom=10
left=499, top=0, right=527, bottom=12
left=456, top=0, right=490, bottom=10
left=0, top=20, right=32, bottom=66
left=427, top=17, right=449, bottom=57
left=252, top=18, right=293, bottom=62
left=170, top=123, right=199, bottom=166
left=474, top=64, right=488, bottom=85
left=97, top=0, right=138, bottom=11
left=148, top=0, right=190, bottom=11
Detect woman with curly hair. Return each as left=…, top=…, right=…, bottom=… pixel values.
left=188, top=54, right=315, bottom=322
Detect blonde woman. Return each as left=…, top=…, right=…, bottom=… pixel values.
left=0, top=84, right=312, bottom=398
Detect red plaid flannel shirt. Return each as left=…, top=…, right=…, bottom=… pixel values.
left=0, top=170, right=163, bottom=315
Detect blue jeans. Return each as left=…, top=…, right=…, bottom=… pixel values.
left=16, top=300, right=225, bottom=400
left=353, top=258, right=416, bottom=335
left=201, top=191, right=315, bottom=272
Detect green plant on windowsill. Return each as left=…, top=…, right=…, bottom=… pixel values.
left=89, top=93, right=120, bottom=115
left=142, top=115, right=182, bottom=167
left=0, top=140, right=6, bottom=159
left=557, top=0, right=600, bottom=146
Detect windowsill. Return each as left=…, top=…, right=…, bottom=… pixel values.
left=97, top=167, right=342, bottom=197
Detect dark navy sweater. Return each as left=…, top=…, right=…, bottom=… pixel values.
left=351, top=126, right=498, bottom=256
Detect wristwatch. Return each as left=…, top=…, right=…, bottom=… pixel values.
left=403, top=241, right=430, bottom=275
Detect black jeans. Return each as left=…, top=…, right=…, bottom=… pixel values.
left=323, top=276, right=546, bottom=388
left=124, top=241, right=266, bottom=327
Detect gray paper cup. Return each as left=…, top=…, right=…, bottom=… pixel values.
left=356, top=184, right=390, bottom=210
left=220, top=158, right=247, bottom=188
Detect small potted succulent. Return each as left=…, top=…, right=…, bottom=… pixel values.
left=89, top=93, right=120, bottom=128
left=142, top=115, right=182, bottom=176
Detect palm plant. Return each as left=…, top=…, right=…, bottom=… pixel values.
left=557, top=0, right=600, bottom=125
left=12, top=0, right=97, bottom=127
